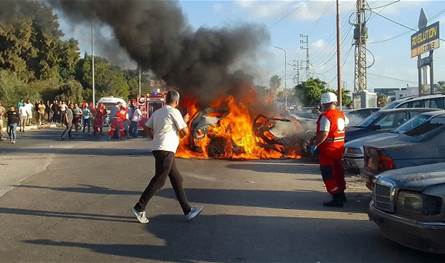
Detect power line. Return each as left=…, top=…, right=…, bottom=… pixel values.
left=369, top=9, right=416, bottom=31
left=366, top=0, right=400, bottom=10
left=270, top=1, right=306, bottom=27
left=368, top=72, right=417, bottom=84
left=368, top=30, right=411, bottom=44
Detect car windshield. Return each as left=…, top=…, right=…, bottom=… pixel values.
left=393, top=114, right=431, bottom=134
left=403, top=116, right=445, bottom=136
left=381, top=100, right=400, bottom=110
left=355, top=111, right=382, bottom=127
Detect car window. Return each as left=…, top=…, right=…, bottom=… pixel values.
left=429, top=97, right=445, bottom=109
left=404, top=116, right=445, bottom=136
left=395, top=114, right=431, bottom=133
left=381, top=101, right=400, bottom=110
left=375, top=112, right=409, bottom=128
left=406, top=100, right=426, bottom=108
left=357, top=112, right=382, bottom=127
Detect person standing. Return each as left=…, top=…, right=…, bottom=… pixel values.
left=130, top=105, right=142, bottom=138
left=6, top=106, right=19, bottom=144
left=93, top=103, right=106, bottom=136
left=0, top=102, right=5, bottom=141
left=82, top=105, right=92, bottom=134
left=24, top=99, right=33, bottom=126
left=132, top=90, right=203, bottom=224
left=61, top=104, right=74, bottom=140
left=19, top=104, right=27, bottom=132
left=37, top=101, right=46, bottom=128
left=72, top=104, right=82, bottom=131
left=310, top=92, right=349, bottom=207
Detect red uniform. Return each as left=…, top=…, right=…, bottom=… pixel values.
left=316, top=109, right=346, bottom=195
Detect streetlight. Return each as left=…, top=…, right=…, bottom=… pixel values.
left=274, top=46, right=287, bottom=110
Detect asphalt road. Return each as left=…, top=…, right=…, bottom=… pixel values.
left=0, top=129, right=443, bottom=262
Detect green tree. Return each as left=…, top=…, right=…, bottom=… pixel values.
left=294, top=78, right=327, bottom=106
left=269, top=75, right=281, bottom=91
left=0, top=70, right=40, bottom=106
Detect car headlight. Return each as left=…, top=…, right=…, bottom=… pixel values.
left=397, top=191, right=423, bottom=213
left=396, top=191, right=442, bottom=215
left=346, top=147, right=362, bottom=155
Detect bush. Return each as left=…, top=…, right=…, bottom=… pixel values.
left=0, top=70, right=40, bottom=107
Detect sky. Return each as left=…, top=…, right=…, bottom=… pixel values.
left=58, top=0, right=445, bottom=93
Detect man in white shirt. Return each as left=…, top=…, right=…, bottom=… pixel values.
left=132, top=90, right=203, bottom=224
left=129, top=105, right=142, bottom=137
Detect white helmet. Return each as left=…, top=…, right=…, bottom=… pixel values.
left=320, top=92, right=338, bottom=104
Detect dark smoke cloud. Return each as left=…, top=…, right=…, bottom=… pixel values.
left=47, top=0, right=270, bottom=104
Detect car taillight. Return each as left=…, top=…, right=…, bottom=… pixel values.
left=378, top=155, right=394, bottom=171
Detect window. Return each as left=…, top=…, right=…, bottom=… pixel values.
left=405, top=116, right=445, bottom=136
left=395, top=114, right=431, bottom=134
left=357, top=112, right=382, bottom=127
left=429, top=98, right=445, bottom=109
left=375, top=112, right=409, bottom=129
left=405, top=100, right=426, bottom=108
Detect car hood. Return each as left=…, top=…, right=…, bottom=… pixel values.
left=345, top=132, right=398, bottom=149
left=378, top=163, right=445, bottom=191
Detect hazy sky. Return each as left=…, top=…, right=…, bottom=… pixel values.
left=58, top=0, right=445, bottom=92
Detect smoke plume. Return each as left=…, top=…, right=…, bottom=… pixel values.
left=47, top=0, right=270, bottom=104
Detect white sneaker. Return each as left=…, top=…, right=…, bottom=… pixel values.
left=131, top=207, right=149, bottom=224
left=185, top=207, right=203, bottom=221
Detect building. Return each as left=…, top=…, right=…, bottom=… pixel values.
left=394, top=86, right=419, bottom=99
left=372, top=87, right=402, bottom=99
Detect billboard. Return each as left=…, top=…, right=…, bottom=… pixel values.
left=411, top=21, right=440, bottom=58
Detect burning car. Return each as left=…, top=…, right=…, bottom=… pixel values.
left=176, top=96, right=313, bottom=160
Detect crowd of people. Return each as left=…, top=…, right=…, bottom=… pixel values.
left=0, top=98, right=145, bottom=144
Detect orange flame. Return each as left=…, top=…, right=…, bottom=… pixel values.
left=177, top=95, right=302, bottom=160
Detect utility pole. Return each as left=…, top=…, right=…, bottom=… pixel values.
left=300, top=34, right=310, bottom=80
left=290, top=59, right=302, bottom=85
left=336, top=0, right=342, bottom=107
left=353, top=0, right=368, bottom=93
left=274, top=46, right=287, bottom=110
left=91, top=23, right=96, bottom=106
left=138, top=66, right=142, bottom=97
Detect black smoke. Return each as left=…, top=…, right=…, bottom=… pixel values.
left=47, top=0, right=270, bottom=104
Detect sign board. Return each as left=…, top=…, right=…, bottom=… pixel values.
left=411, top=21, right=440, bottom=57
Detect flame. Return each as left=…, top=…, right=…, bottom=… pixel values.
left=177, top=95, right=302, bottom=160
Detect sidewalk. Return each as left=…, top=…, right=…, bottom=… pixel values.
left=1, top=123, right=58, bottom=133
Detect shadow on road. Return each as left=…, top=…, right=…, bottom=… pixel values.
left=159, top=188, right=371, bottom=213
left=226, top=162, right=318, bottom=175
left=0, top=207, right=135, bottom=223
left=12, top=184, right=139, bottom=196
left=23, top=214, right=444, bottom=262
left=0, top=147, right=153, bottom=156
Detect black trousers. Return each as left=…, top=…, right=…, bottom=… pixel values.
left=61, top=123, right=73, bottom=139
left=135, top=150, right=191, bottom=215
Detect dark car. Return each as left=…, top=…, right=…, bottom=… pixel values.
left=345, top=107, right=380, bottom=126
left=345, top=108, right=435, bottom=142
left=363, top=110, right=445, bottom=188
left=369, top=163, right=445, bottom=253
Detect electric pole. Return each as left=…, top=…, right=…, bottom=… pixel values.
left=300, top=34, right=310, bottom=80
left=290, top=59, right=302, bottom=85
left=90, top=24, right=96, bottom=106
left=336, top=0, right=342, bottom=107
left=138, top=66, right=142, bottom=97
left=353, top=0, right=368, bottom=92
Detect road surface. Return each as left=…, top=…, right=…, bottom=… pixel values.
left=0, top=129, right=443, bottom=262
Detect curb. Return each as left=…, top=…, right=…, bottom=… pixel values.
left=1, top=123, right=58, bottom=133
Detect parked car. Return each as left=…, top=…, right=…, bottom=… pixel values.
left=363, top=110, right=445, bottom=188
left=369, top=163, right=445, bottom=254
left=382, top=94, right=445, bottom=110
left=345, top=108, right=434, bottom=142
left=344, top=109, right=443, bottom=175
left=345, top=107, right=380, bottom=126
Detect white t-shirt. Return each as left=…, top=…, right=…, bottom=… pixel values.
left=319, top=115, right=349, bottom=132
left=132, top=108, right=142, bottom=122
left=19, top=106, right=28, bottom=117
left=24, top=103, right=33, bottom=116
left=145, top=105, right=187, bottom=153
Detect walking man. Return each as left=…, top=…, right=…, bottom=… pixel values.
left=132, top=90, right=203, bottom=224
left=61, top=104, right=74, bottom=140
left=7, top=106, right=19, bottom=144
left=310, top=92, right=349, bottom=207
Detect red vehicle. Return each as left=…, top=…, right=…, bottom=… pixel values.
left=135, top=91, right=166, bottom=131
